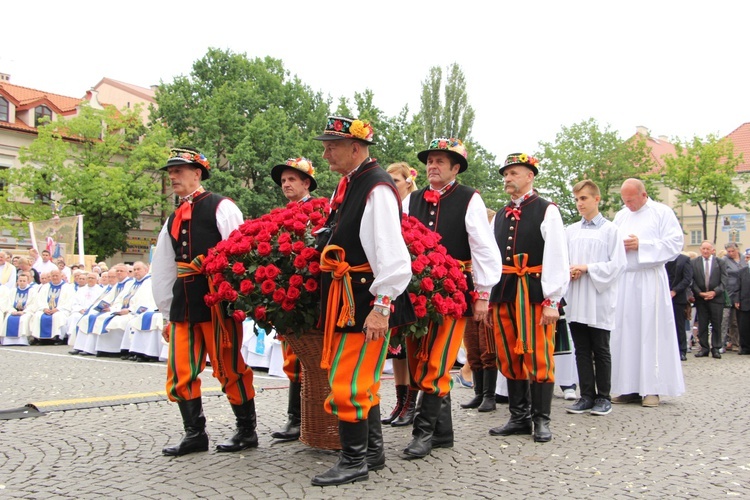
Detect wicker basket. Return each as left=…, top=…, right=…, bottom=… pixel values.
left=284, top=330, right=341, bottom=450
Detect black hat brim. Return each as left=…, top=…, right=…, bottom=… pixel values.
left=417, top=149, right=468, bottom=173
left=498, top=162, right=538, bottom=176
left=270, top=164, right=317, bottom=192
left=160, top=158, right=209, bottom=180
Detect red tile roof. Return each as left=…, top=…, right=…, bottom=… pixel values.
left=0, top=82, right=81, bottom=115
left=725, top=122, right=750, bottom=173
left=92, top=77, right=156, bottom=102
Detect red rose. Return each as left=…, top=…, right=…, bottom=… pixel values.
left=411, top=241, right=426, bottom=255
left=289, top=274, right=304, bottom=288
left=204, top=293, right=219, bottom=308
left=308, top=261, right=321, bottom=274
left=412, top=259, right=426, bottom=274
left=443, top=278, right=457, bottom=294
left=304, top=279, right=318, bottom=292
left=261, top=280, right=276, bottom=295
left=273, top=288, right=286, bottom=304
left=232, top=261, right=246, bottom=275
left=414, top=305, right=428, bottom=318
left=293, top=255, right=307, bottom=269
left=281, top=299, right=296, bottom=311
left=417, top=254, right=430, bottom=266
left=420, top=277, right=435, bottom=292
left=257, top=241, right=272, bottom=257
left=240, top=279, right=255, bottom=294
left=286, top=287, right=301, bottom=300
left=278, top=232, right=292, bottom=244
left=213, top=273, right=225, bottom=285
left=430, top=265, right=447, bottom=279
left=265, top=265, right=281, bottom=280
left=255, top=266, right=267, bottom=282
left=233, top=310, right=246, bottom=322
left=256, top=231, right=272, bottom=242
left=432, top=295, right=448, bottom=314
left=278, top=242, right=293, bottom=256
left=428, top=252, right=446, bottom=266
left=293, top=221, right=306, bottom=234
left=254, top=305, right=267, bottom=320
left=301, top=247, right=317, bottom=261
left=292, top=241, right=306, bottom=254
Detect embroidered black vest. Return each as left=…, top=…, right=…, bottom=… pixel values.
left=490, top=194, right=550, bottom=304
left=167, top=192, right=224, bottom=323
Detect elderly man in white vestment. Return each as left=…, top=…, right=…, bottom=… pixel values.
left=114, top=262, right=161, bottom=362
left=72, top=270, right=116, bottom=355
left=67, top=272, right=103, bottom=354
left=89, top=263, right=135, bottom=356
left=0, top=251, right=18, bottom=291
left=29, top=269, right=75, bottom=344
left=610, top=178, right=685, bottom=408
left=1, top=272, right=36, bottom=345
left=78, top=267, right=132, bottom=356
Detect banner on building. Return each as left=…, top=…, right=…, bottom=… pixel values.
left=28, top=215, right=84, bottom=264
left=721, top=214, right=746, bottom=232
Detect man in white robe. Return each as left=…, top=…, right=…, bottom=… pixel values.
left=88, top=264, right=133, bottom=356
left=67, top=272, right=103, bottom=353
left=1, top=272, right=36, bottom=345
left=0, top=251, right=17, bottom=291
left=112, top=261, right=160, bottom=361
left=611, top=178, right=685, bottom=408
left=73, top=270, right=116, bottom=355
left=29, top=269, right=75, bottom=343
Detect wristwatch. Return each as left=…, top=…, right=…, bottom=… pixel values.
left=374, top=305, right=390, bottom=317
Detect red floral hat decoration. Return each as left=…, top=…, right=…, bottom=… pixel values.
left=271, top=157, right=317, bottom=192
left=161, top=147, right=211, bottom=180
left=313, top=116, right=376, bottom=144
left=500, top=153, right=540, bottom=175
left=417, top=137, right=469, bottom=173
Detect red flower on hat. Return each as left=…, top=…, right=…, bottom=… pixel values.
left=333, top=120, right=343, bottom=131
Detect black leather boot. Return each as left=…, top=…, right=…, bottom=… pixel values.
left=431, top=393, right=453, bottom=449
left=403, top=392, right=443, bottom=459
left=162, top=398, right=209, bottom=456
left=460, top=370, right=484, bottom=409
left=391, top=387, right=418, bottom=427
left=382, top=384, right=407, bottom=425
left=311, top=419, right=369, bottom=486
left=531, top=382, right=554, bottom=443
left=271, top=381, right=301, bottom=441
left=216, top=400, right=258, bottom=452
left=489, top=379, right=532, bottom=436
left=366, top=405, right=385, bottom=472
left=477, top=369, right=498, bottom=412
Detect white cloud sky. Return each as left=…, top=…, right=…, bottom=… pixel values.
left=3, top=0, right=748, bottom=160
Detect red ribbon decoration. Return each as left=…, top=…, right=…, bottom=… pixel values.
left=423, top=190, right=440, bottom=204
left=170, top=201, right=193, bottom=240
left=504, top=206, right=521, bottom=220
left=330, top=175, right=350, bottom=210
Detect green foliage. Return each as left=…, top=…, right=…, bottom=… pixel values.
left=534, top=118, right=656, bottom=224
left=414, top=63, right=475, bottom=145
left=655, top=134, right=745, bottom=243
left=0, top=103, right=167, bottom=259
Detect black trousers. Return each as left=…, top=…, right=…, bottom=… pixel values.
left=695, top=299, right=723, bottom=351
left=735, top=309, right=750, bottom=352
left=672, top=302, right=688, bottom=355
left=569, top=322, right=611, bottom=401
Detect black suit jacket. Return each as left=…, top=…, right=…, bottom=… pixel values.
left=731, top=267, right=750, bottom=311
left=691, top=255, right=728, bottom=305
left=666, top=254, right=693, bottom=305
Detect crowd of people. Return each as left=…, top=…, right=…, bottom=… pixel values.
left=3, top=115, right=748, bottom=488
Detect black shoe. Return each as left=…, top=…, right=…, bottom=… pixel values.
left=78, top=351, right=91, bottom=356
left=162, top=399, right=209, bottom=456
left=531, top=383, right=554, bottom=443
left=272, top=381, right=301, bottom=441
left=460, top=369, right=484, bottom=409
left=712, top=350, right=722, bottom=359
left=694, top=349, right=709, bottom=358
left=52, top=336, right=66, bottom=345
left=477, top=369, right=497, bottom=413
left=680, top=353, right=687, bottom=361
left=431, top=393, right=453, bottom=449
left=565, top=397, right=594, bottom=414
left=489, top=379, right=532, bottom=436
left=495, top=394, right=509, bottom=404
left=69, top=349, right=81, bottom=355
left=403, top=393, right=443, bottom=459
left=382, top=384, right=407, bottom=424
left=738, top=350, right=750, bottom=355
left=590, top=398, right=612, bottom=416
left=120, top=353, right=131, bottom=360
left=311, top=420, right=369, bottom=486
left=391, top=388, right=418, bottom=427
left=216, top=400, right=258, bottom=452
left=366, top=405, right=385, bottom=472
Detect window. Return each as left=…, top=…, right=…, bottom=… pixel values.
left=0, top=97, right=8, bottom=122
left=34, top=105, right=52, bottom=126
left=690, top=230, right=702, bottom=246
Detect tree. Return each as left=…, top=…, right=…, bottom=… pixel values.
left=656, top=134, right=745, bottom=243
left=534, top=118, right=656, bottom=224
left=154, top=48, right=333, bottom=217
left=0, top=103, right=167, bottom=259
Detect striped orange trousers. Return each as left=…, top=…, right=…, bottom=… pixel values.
left=491, top=302, right=555, bottom=383
left=166, top=320, right=255, bottom=405
left=405, top=316, right=467, bottom=396
left=323, top=331, right=389, bottom=423
left=281, top=340, right=302, bottom=383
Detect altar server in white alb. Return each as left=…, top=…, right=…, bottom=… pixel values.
left=66, top=272, right=103, bottom=351
left=29, top=269, right=75, bottom=343
left=90, top=263, right=136, bottom=355
left=71, top=269, right=116, bottom=355
left=563, top=180, right=626, bottom=417
left=79, top=266, right=133, bottom=356
left=1, top=272, right=37, bottom=345
left=116, top=261, right=162, bottom=362
left=610, top=178, right=685, bottom=408
left=0, top=282, right=14, bottom=342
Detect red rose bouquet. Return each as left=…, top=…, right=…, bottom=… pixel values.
left=202, top=197, right=330, bottom=334
left=400, top=214, right=469, bottom=338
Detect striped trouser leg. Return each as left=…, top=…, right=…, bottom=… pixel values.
left=492, top=303, right=556, bottom=383
left=405, top=317, right=467, bottom=396
left=165, top=321, right=208, bottom=402
left=209, top=318, right=255, bottom=405
left=281, top=340, right=302, bottom=383
left=324, top=331, right=389, bottom=423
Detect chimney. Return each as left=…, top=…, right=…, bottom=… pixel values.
left=636, top=125, right=650, bottom=137
left=87, top=88, right=103, bottom=109
left=0, top=73, right=10, bottom=82
left=658, top=135, right=669, bottom=143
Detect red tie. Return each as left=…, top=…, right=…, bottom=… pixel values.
left=331, top=175, right=349, bottom=210
left=170, top=201, right=193, bottom=240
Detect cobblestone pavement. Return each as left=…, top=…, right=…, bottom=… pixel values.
left=0, top=344, right=748, bottom=499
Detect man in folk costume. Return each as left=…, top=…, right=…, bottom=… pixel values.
left=0, top=251, right=17, bottom=291
left=110, top=261, right=156, bottom=361
left=488, top=153, right=569, bottom=443
left=268, top=157, right=318, bottom=442
left=29, top=268, right=75, bottom=344
left=88, top=264, right=134, bottom=356
left=0, top=271, right=28, bottom=345
left=401, top=138, right=501, bottom=459
left=125, top=262, right=164, bottom=362
left=311, top=116, right=413, bottom=486
left=152, top=146, right=257, bottom=457
left=67, top=272, right=103, bottom=352
left=72, top=269, right=116, bottom=355
left=610, top=178, right=685, bottom=408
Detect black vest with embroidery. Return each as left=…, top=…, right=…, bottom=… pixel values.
left=319, top=160, right=415, bottom=332
left=409, top=183, right=476, bottom=316
left=490, top=194, right=550, bottom=304
left=167, top=191, right=224, bottom=323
